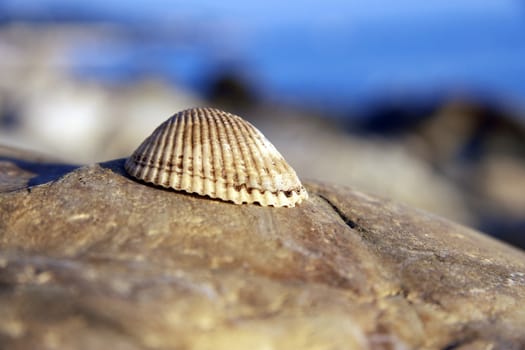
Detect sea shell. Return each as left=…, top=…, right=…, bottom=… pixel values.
left=125, top=107, right=308, bottom=207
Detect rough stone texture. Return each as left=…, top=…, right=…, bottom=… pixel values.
left=1, top=146, right=525, bottom=349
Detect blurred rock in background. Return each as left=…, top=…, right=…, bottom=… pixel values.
left=411, top=101, right=525, bottom=247
left=0, top=24, right=203, bottom=164
left=350, top=98, right=525, bottom=247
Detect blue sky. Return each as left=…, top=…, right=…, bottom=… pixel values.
left=2, top=0, right=525, bottom=111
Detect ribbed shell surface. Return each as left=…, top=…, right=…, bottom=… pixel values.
left=125, top=108, right=308, bottom=207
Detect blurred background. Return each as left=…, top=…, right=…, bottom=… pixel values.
left=0, top=0, right=524, bottom=248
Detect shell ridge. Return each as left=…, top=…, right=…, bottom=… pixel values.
left=223, top=111, right=246, bottom=186
left=208, top=111, right=224, bottom=194
left=228, top=114, right=254, bottom=188
left=180, top=110, right=194, bottom=189
left=191, top=109, right=204, bottom=194
left=140, top=126, right=165, bottom=180
left=211, top=112, right=231, bottom=197
left=170, top=112, right=185, bottom=189
left=244, top=120, right=280, bottom=193
left=125, top=135, right=147, bottom=177
left=215, top=110, right=234, bottom=187
left=216, top=110, right=240, bottom=202
left=132, top=131, right=156, bottom=174
left=231, top=115, right=264, bottom=192
left=237, top=119, right=269, bottom=181
left=229, top=114, right=262, bottom=204
left=148, top=121, right=168, bottom=183
left=200, top=109, right=214, bottom=196
left=156, top=117, right=176, bottom=185
left=207, top=110, right=230, bottom=200
left=131, top=135, right=149, bottom=165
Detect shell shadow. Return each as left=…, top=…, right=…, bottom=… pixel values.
left=0, top=156, right=80, bottom=188
left=99, top=158, right=129, bottom=177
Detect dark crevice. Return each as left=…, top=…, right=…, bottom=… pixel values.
left=0, top=156, right=80, bottom=187
left=439, top=328, right=480, bottom=350
left=318, top=194, right=357, bottom=229
left=442, top=341, right=462, bottom=350
left=441, top=338, right=474, bottom=350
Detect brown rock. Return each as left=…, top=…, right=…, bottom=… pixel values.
left=1, top=146, right=525, bottom=349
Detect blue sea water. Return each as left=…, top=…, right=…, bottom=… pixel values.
left=2, top=0, right=525, bottom=112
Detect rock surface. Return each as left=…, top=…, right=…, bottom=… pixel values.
left=1, top=146, right=525, bottom=349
